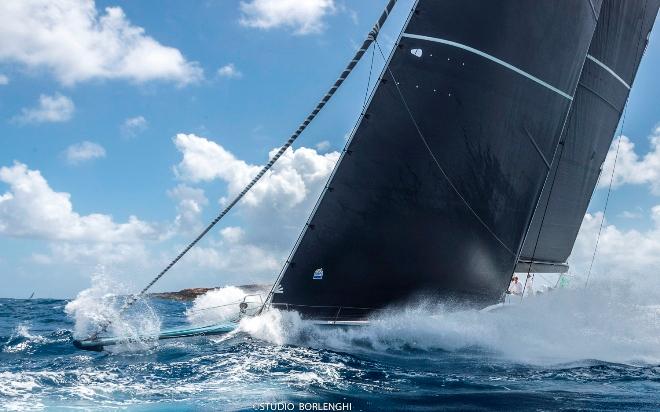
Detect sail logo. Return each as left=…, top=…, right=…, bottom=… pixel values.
left=313, top=268, right=324, bottom=280
left=274, top=284, right=284, bottom=294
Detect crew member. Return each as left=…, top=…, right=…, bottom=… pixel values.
left=508, top=276, right=523, bottom=296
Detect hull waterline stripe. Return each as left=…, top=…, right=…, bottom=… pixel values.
left=401, top=33, right=573, bottom=100
left=586, top=54, right=631, bottom=89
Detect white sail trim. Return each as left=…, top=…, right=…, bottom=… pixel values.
left=402, top=33, right=573, bottom=100
left=586, top=54, right=631, bottom=90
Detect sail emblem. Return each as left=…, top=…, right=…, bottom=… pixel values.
left=274, top=284, right=284, bottom=294
left=313, top=268, right=324, bottom=280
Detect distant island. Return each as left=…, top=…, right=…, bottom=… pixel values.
left=149, top=284, right=270, bottom=301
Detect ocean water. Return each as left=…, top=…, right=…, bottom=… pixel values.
left=1, top=283, right=660, bottom=411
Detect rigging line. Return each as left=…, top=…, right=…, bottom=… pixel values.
left=519, top=8, right=607, bottom=301
left=585, top=103, right=627, bottom=288
left=520, top=140, right=565, bottom=301
left=586, top=0, right=648, bottom=288
left=362, top=45, right=376, bottom=113
left=86, top=0, right=399, bottom=341
left=374, top=40, right=515, bottom=257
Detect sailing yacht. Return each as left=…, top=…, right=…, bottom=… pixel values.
left=74, top=0, right=659, bottom=350
left=265, top=0, right=659, bottom=320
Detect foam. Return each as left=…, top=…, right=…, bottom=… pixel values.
left=238, top=281, right=660, bottom=365
left=64, top=268, right=160, bottom=352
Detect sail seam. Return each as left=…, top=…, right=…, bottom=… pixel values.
left=586, top=54, right=631, bottom=89
left=401, top=33, right=573, bottom=100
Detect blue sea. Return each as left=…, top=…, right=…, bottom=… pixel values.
left=1, top=284, right=660, bottom=411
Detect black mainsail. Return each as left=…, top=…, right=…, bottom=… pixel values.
left=269, top=0, right=606, bottom=320
left=519, top=0, right=659, bottom=270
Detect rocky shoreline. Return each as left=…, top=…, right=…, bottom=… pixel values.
left=149, top=284, right=270, bottom=301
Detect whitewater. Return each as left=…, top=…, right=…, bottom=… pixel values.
left=1, top=276, right=659, bottom=410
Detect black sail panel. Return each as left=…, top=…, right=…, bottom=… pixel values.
left=271, top=0, right=598, bottom=319
left=520, top=0, right=659, bottom=265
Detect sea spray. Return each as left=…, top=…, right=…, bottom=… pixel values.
left=186, top=286, right=267, bottom=326
left=64, top=268, right=160, bottom=351
left=238, top=281, right=660, bottom=365
left=186, top=286, right=247, bottom=326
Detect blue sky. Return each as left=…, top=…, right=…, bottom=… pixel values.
left=0, top=0, right=658, bottom=298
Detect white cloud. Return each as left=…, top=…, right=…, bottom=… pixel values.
left=0, top=0, right=202, bottom=85
left=217, top=63, right=242, bottom=79
left=220, top=226, right=245, bottom=243
left=0, top=162, right=156, bottom=242
left=0, top=74, right=8, bottom=85
left=239, top=0, right=336, bottom=35
left=64, top=141, right=106, bottom=164
left=167, top=184, right=208, bottom=233
left=569, top=207, right=660, bottom=284
left=121, top=115, right=148, bottom=138
left=599, top=125, right=660, bottom=195
left=173, top=133, right=339, bottom=209
left=2, top=134, right=339, bottom=292
left=187, top=228, right=280, bottom=274
left=618, top=209, right=643, bottom=219
left=171, top=133, right=340, bottom=282
left=32, top=241, right=150, bottom=266
left=315, top=140, right=331, bottom=152
left=14, top=93, right=74, bottom=123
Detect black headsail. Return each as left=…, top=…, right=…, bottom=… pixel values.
left=519, top=0, right=660, bottom=272
left=269, top=0, right=601, bottom=320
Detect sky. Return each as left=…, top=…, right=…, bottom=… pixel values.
left=0, top=0, right=658, bottom=299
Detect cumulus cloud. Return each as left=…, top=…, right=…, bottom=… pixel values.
left=1, top=134, right=339, bottom=291
left=0, top=0, right=202, bottom=85
left=167, top=184, right=208, bottom=233
left=239, top=0, right=336, bottom=35
left=217, top=63, right=242, bottom=79
left=14, top=93, right=74, bottom=123
left=0, top=74, right=8, bottom=85
left=599, top=124, right=660, bottom=195
left=121, top=115, right=148, bottom=138
left=187, top=227, right=280, bottom=275
left=173, top=133, right=339, bottom=209
left=170, top=133, right=339, bottom=281
left=0, top=162, right=156, bottom=242
left=64, top=141, right=106, bottom=165
left=569, top=208, right=660, bottom=286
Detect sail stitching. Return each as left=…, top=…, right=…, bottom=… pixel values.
left=401, top=33, right=573, bottom=100
left=375, top=40, right=515, bottom=257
